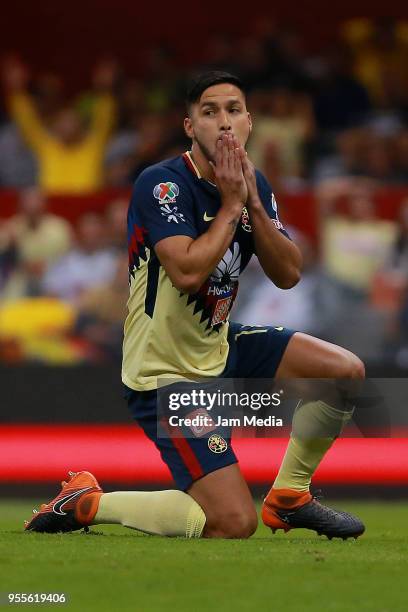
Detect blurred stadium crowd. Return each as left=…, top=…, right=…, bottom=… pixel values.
left=0, top=17, right=407, bottom=370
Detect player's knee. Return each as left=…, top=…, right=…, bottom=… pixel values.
left=205, top=509, right=258, bottom=539
left=336, top=352, right=365, bottom=380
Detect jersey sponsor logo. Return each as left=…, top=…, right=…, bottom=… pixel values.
left=274, top=326, right=284, bottom=332
left=272, top=219, right=284, bottom=230
left=153, top=182, right=179, bottom=204
left=203, top=212, right=216, bottom=222
left=241, top=207, right=252, bottom=232
left=52, top=487, right=93, bottom=516
left=160, top=204, right=186, bottom=224
left=207, top=283, right=234, bottom=297
left=208, top=433, right=228, bottom=454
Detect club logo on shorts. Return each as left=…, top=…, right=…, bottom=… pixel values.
left=208, top=434, right=228, bottom=454
left=153, top=182, right=179, bottom=204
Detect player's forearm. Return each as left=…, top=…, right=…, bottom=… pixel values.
left=176, top=205, right=242, bottom=293
left=250, top=201, right=302, bottom=289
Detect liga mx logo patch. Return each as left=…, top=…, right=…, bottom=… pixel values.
left=208, top=434, right=228, bottom=454
left=153, top=182, right=179, bottom=204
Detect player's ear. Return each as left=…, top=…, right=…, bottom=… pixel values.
left=184, top=116, right=193, bottom=139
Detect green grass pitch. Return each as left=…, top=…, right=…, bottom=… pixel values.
left=1, top=499, right=407, bottom=611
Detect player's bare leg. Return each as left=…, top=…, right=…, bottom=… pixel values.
left=262, top=332, right=365, bottom=539
left=188, top=464, right=258, bottom=539
left=275, top=332, right=365, bottom=380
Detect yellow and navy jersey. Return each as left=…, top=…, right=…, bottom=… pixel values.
left=122, top=151, right=288, bottom=391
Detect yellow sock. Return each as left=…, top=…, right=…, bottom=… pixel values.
left=273, top=400, right=353, bottom=492
left=92, top=490, right=206, bottom=538
left=273, top=436, right=334, bottom=491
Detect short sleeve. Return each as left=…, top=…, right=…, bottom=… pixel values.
left=255, top=171, right=290, bottom=239
left=131, top=167, right=198, bottom=247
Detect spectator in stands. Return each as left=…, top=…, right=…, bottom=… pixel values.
left=317, top=179, right=398, bottom=357
left=318, top=178, right=397, bottom=297
left=247, top=86, right=315, bottom=190
left=313, top=126, right=405, bottom=184
left=104, top=79, right=145, bottom=187
left=234, top=229, right=326, bottom=336
left=104, top=198, right=128, bottom=253
left=74, top=253, right=129, bottom=362
left=0, top=187, right=72, bottom=299
left=394, top=129, right=408, bottom=181
left=375, top=200, right=408, bottom=367
left=313, top=45, right=371, bottom=133
left=0, top=122, right=37, bottom=187
left=390, top=200, right=408, bottom=273
left=312, top=127, right=368, bottom=182
left=42, top=212, right=117, bottom=303
left=342, top=18, right=408, bottom=110
left=128, top=112, right=174, bottom=181
left=361, top=132, right=404, bottom=184
left=2, top=58, right=116, bottom=194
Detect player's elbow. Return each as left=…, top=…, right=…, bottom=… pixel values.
left=274, top=267, right=301, bottom=290
left=173, top=273, right=202, bottom=295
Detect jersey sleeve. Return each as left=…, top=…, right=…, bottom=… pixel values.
left=131, top=167, right=198, bottom=247
left=255, top=171, right=290, bottom=239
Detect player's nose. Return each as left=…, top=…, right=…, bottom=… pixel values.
left=218, top=111, right=232, bottom=131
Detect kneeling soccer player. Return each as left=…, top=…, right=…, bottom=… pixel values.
left=26, top=71, right=365, bottom=540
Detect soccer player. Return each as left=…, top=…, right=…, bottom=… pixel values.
left=26, top=72, right=365, bottom=540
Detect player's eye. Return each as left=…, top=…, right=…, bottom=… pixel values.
left=204, top=109, right=215, bottom=116
left=230, top=108, right=241, bottom=114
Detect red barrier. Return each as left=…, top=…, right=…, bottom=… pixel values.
left=1, top=424, right=407, bottom=485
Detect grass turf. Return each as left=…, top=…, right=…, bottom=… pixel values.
left=0, top=499, right=407, bottom=611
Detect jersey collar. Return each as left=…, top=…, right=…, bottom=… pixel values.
left=182, top=151, right=217, bottom=187
left=183, top=151, right=202, bottom=179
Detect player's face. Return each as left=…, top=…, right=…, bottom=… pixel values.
left=184, top=83, right=252, bottom=162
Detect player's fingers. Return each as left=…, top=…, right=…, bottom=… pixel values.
left=225, top=132, right=233, bottom=174
left=233, top=144, right=242, bottom=175
left=243, top=150, right=255, bottom=180
left=240, top=149, right=251, bottom=177
left=232, top=136, right=242, bottom=178
left=221, top=133, right=229, bottom=173
left=215, top=137, right=223, bottom=172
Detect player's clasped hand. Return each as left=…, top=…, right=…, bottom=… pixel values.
left=241, top=151, right=260, bottom=208
left=210, top=133, right=248, bottom=210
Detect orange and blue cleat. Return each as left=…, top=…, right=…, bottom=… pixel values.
left=24, top=471, right=103, bottom=533
left=262, top=488, right=365, bottom=540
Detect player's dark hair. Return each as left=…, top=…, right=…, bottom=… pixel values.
left=185, top=71, right=246, bottom=112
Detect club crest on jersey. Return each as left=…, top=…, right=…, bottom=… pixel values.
left=208, top=434, right=228, bottom=454
left=241, top=207, right=252, bottom=232
left=153, top=182, right=179, bottom=204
